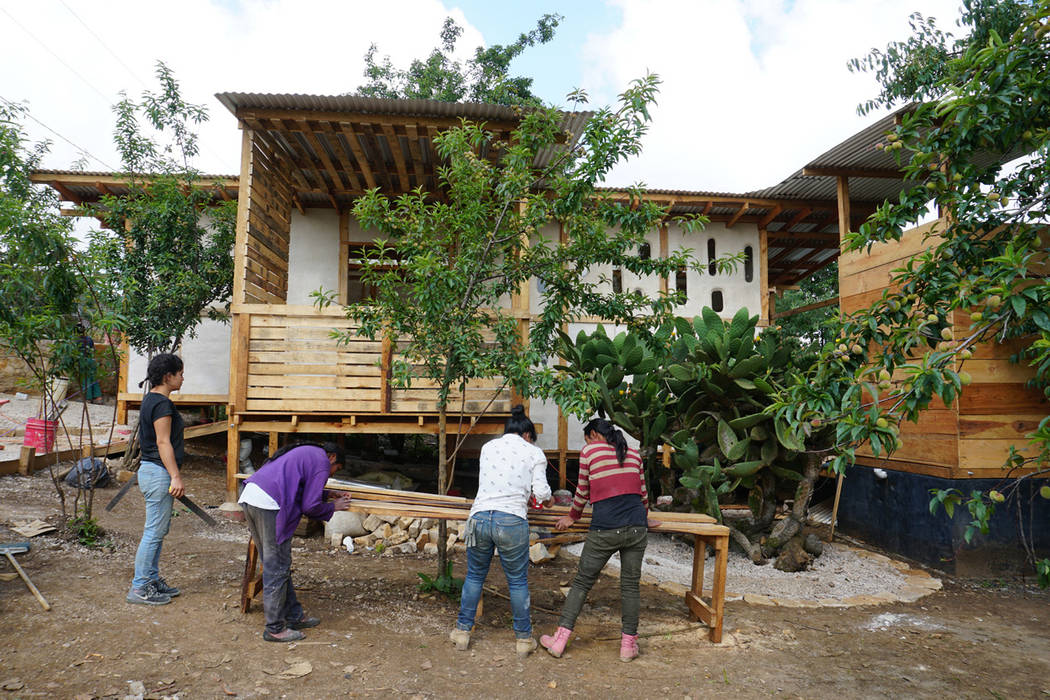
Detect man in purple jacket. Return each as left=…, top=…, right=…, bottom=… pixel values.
left=239, top=442, right=352, bottom=642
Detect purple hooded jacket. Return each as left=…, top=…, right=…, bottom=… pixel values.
left=244, top=445, right=335, bottom=544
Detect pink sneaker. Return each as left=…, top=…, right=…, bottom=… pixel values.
left=620, top=633, right=639, bottom=662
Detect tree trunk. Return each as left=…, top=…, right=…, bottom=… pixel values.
left=764, top=452, right=822, bottom=553
left=436, top=404, right=448, bottom=578
left=727, top=524, right=765, bottom=564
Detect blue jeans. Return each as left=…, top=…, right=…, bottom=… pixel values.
left=131, top=461, right=173, bottom=589
left=456, top=510, right=532, bottom=639
left=242, top=503, right=303, bottom=635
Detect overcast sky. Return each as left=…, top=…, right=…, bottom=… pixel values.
left=2, top=0, right=963, bottom=193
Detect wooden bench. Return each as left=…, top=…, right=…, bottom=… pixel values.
left=240, top=481, right=730, bottom=643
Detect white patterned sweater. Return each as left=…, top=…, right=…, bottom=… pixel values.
left=468, top=433, right=552, bottom=520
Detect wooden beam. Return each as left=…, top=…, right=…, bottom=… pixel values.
left=836, top=176, right=852, bottom=243
left=339, top=123, right=378, bottom=190
left=768, top=230, right=839, bottom=242
left=380, top=124, right=411, bottom=192
left=771, top=296, right=839, bottom=320
left=758, top=204, right=782, bottom=229
left=803, top=166, right=904, bottom=179
left=301, top=123, right=349, bottom=193
left=781, top=207, right=813, bottom=232
left=236, top=108, right=523, bottom=134
left=726, top=201, right=749, bottom=229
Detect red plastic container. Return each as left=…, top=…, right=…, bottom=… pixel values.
left=23, top=418, right=57, bottom=453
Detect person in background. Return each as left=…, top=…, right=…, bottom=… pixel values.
left=239, top=442, right=352, bottom=642
left=76, top=323, right=102, bottom=404
left=451, top=405, right=551, bottom=658
left=127, top=353, right=185, bottom=606
left=539, top=417, right=658, bottom=662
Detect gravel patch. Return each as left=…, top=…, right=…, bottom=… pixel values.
left=565, top=533, right=913, bottom=602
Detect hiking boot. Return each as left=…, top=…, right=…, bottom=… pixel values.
left=263, top=628, right=305, bottom=643
left=287, top=615, right=320, bottom=630
left=539, top=626, right=572, bottom=658
left=515, top=637, right=538, bottom=658
left=619, top=633, right=639, bottom=662
left=153, top=577, right=180, bottom=597
left=126, top=582, right=171, bottom=606
left=449, top=629, right=470, bottom=651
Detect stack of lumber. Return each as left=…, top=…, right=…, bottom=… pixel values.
left=326, top=480, right=721, bottom=535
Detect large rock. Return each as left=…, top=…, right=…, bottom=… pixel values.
left=529, top=542, right=555, bottom=564
left=362, top=514, right=384, bottom=532
left=325, top=511, right=367, bottom=540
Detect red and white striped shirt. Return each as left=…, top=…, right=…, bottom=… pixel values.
left=569, top=441, right=647, bottom=521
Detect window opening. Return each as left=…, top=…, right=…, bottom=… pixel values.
left=707, top=238, right=717, bottom=275
left=711, top=289, right=724, bottom=312
left=675, top=267, right=687, bottom=295
left=638, top=242, right=651, bottom=260
left=612, top=268, right=623, bottom=294
left=744, top=245, right=754, bottom=282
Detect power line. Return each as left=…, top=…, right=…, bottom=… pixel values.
left=57, top=0, right=149, bottom=90
left=0, top=95, right=116, bottom=171
left=0, top=6, right=113, bottom=104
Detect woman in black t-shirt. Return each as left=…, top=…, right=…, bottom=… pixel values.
left=127, top=354, right=186, bottom=606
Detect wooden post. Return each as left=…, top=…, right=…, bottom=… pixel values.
left=509, top=203, right=531, bottom=409
left=380, top=333, right=392, bottom=414
left=18, top=446, right=35, bottom=476
left=836, top=176, right=851, bottom=313
left=226, top=412, right=240, bottom=502
left=658, top=222, right=669, bottom=296
left=557, top=406, right=568, bottom=490
left=268, top=431, right=278, bottom=459
left=232, top=129, right=254, bottom=307
left=116, top=335, right=129, bottom=424
left=338, top=210, right=350, bottom=305
left=758, top=226, right=769, bottom=325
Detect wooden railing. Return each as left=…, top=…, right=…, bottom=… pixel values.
left=232, top=305, right=513, bottom=415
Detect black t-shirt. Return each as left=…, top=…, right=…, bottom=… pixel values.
left=139, top=392, right=184, bottom=467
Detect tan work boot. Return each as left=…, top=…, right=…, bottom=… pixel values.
left=516, top=636, right=538, bottom=658
left=449, top=628, right=470, bottom=651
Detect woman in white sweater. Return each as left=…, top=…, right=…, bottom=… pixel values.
left=450, top=405, right=552, bottom=657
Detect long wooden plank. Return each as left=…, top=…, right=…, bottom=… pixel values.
left=958, top=438, right=1043, bottom=473
left=245, top=386, right=380, bottom=400
left=244, top=398, right=384, bottom=412
left=246, top=374, right=384, bottom=388
left=247, top=363, right=384, bottom=377
left=857, top=435, right=958, bottom=467
left=958, top=383, right=1049, bottom=414
left=958, top=414, right=1046, bottom=440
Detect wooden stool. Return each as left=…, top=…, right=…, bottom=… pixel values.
left=240, top=538, right=263, bottom=613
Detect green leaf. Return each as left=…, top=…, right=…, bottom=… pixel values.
left=717, top=419, right=738, bottom=458
left=724, top=460, right=764, bottom=478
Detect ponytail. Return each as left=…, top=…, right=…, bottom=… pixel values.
left=504, top=404, right=537, bottom=442
left=583, top=417, right=628, bottom=465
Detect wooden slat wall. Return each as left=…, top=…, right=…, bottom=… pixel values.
left=239, top=308, right=512, bottom=415
left=239, top=136, right=292, bottom=304
left=842, top=219, right=1048, bottom=478
left=952, top=307, right=1047, bottom=477
left=841, top=220, right=958, bottom=472
left=245, top=311, right=382, bottom=412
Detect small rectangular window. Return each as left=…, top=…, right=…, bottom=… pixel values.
left=612, top=268, right=623, bottom=294
left=675, top=267, right=687, bottom=295
left=744, top=245, right=754, bottom=283
left=707, top=239, right=717, bottom=276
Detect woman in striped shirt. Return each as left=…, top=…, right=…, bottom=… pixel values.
left=539, top=418, right=656, bottom=662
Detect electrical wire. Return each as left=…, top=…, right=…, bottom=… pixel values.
left=57, top=0, right=150, bottom=90
left=0, top=94, right=116, bottom=171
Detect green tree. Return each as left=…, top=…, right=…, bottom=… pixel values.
left=88, top=62, right=237, bottom=359
left=0, top=102, right=116, bottom=520
left=780, top=0, right=1049, bottom=584
left=356, top=14, right=562, bottom=106
left=766, top=261, right=839, bottom=367
left=318, top=75, right=704, bottom=574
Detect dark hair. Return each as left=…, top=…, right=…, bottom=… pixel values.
left=583, top=417, right=628, bottom=465
left=145, top=353, right=183, bottom=388
left=504, top=405, right=537, bottom=442
left=264, top=440, right=344, bottom=466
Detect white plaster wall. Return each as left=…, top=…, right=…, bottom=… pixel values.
left=127, top=316, right=231, bottom=394
left=672, top=221, right=762, bottom=320
left=286, top=208, right=341, bottom=305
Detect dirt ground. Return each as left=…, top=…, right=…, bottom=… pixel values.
left=1, top=446, right=1048, bottom=700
